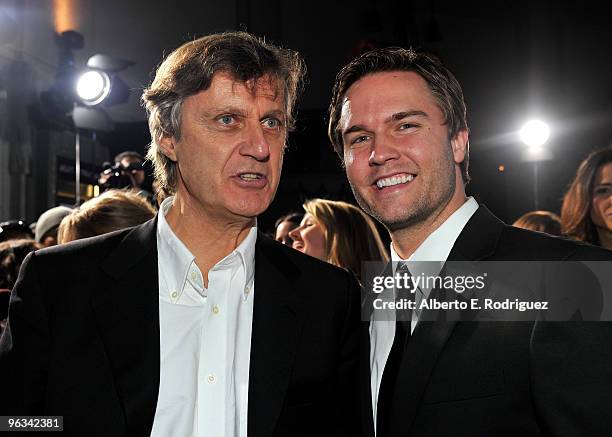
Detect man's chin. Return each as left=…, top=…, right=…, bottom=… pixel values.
left=354, top=196, right=402, bottom=221
left=228, top=201, right=271, bottom=221
left=363, top=206, right=423, bottom=231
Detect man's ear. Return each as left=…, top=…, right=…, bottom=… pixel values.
left=158, top=134, right=178, bottom=162
left=451, top=129, right=469, bottom=165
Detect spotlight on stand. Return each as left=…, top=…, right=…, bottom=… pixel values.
left=41, top=31, right=134, bottom=206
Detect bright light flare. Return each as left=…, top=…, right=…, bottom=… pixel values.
left=520, top=120, right=550, bottom=147
left=76, top=70, right=111, bottom=106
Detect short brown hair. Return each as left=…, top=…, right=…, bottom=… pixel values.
left=513, top=211, right=562, bottom=236
left=58, top=189, right=156, bottom=243
left=142, top=31, right=305, bottom=195
left=303, top=199, right=389, bottom=280
left=328, top=47, right=470, bottom=183
left=561, top=146, right=612, bottom=244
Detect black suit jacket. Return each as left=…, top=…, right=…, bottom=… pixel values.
left=362, top=205, right=612, bottom=437
left=0, top=217, right=360, bottom=437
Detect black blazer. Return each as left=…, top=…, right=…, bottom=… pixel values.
left=0, top=217, right=361, bottom=437
left=362, top=205, right=612, bottom=437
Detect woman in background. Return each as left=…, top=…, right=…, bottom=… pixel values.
left=561, top=147, right=612, bottom=250
left=513, top=211, right=562, bottom=236
left=289, top=198, right=388, bottom=280
left=274, top=212, right=303, bottom=246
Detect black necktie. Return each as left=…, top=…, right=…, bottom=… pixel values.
left=376, top=263, right=413, bottom=437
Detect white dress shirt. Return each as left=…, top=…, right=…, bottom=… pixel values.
left=370, top=197, right=479, bottom=433
left=150, top=197, right=256, bottom=437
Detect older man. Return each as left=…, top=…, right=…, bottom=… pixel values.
left=0, top=32, right=359, bottom=437
left=328, top=48, right=612, bottom=436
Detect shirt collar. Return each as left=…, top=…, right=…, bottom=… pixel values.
left=389, top=197, right=478, bottom=297
left=157, top=196, right=196, bottom=301
left=156, top=196, right=258, bottom=301
left=215, top=221, right=257, bottom=300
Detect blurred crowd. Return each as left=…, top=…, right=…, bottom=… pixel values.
left=1, top=145, right=611, bottom=335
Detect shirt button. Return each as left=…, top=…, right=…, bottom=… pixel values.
left=207, top=374, right=215, bottom=384
left=191, top=271, right=197, bottom=281
left=171, top=291, right=178, bottom=299
left=212, top=305, right=220, bottom=315
left=244, top=285, right=251, bottom=294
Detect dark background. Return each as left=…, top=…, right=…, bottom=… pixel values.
left=1, top=0, right=611, bottom=232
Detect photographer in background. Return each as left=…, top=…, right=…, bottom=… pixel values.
left=99, top=151, right=155, bottom=205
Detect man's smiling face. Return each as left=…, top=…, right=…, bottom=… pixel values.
left=339, top=70, right=467, bottom=231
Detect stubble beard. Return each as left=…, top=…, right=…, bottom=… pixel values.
left=351, top=147, right=457, bottom=234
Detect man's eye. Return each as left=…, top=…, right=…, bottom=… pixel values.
left=399, top=123, right=417, bottom=130
left=263, top=118, right=282, bottom=129
left=351, top=135, right=370, bottom=145
left=218, top=115, right=235, bottom=125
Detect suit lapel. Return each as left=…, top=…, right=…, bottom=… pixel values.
left=248, top=233, right=302, bottom=437
left=387, top=205, right=505, bottom=435
left=93, top=218, right=160, bottom=437
left=446, top=205, right=504, bottom=263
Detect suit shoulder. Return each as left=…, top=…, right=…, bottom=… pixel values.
left=498, top=225, right=612, bottom=261
left=258, top=234, right=355, bottom=283
left=32, top=227, right=134, bottom=266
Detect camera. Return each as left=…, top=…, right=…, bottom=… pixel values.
left=99, top=161, right=141, bottom=191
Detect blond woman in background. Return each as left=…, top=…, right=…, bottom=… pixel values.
left=289, top=198, right=388, bottom=280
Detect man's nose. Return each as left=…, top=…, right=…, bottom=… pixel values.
left=368, top=136, right=400, bottom=166
left=241, top=123, right=271, bottom=161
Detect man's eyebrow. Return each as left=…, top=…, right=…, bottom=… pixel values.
left=342, top=110, right=429, bottom=137
left=386, top=110, right=429, bottom=123
left=342, top=124, right=369, bottom=137
left=261, top=109, right=286, bottom=120
left=202, top=106, right=248, bottom=118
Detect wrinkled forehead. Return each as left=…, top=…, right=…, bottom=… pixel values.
left=219, top=71, right=286, bottom=105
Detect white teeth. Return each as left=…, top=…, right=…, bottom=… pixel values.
left=376, top=174, right=414, bottom=188
left=240, top=173, right=262, bottom=180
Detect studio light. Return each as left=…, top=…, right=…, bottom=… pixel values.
left=76, top=70, right=111, bottom=106
left=40, top=29, right=134, bottom=206
left=520, top=120, right=550, bottom=148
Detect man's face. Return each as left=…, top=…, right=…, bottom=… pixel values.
left=161, top=72, right=287, bottom=221
left=339, top=71, right=467, bottom=231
